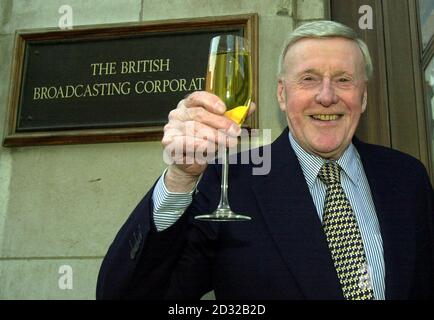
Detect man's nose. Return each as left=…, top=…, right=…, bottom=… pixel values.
left=315, top=79, right=338, bottom=107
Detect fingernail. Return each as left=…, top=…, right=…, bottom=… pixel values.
left=215, top=101, right=226, bottom=113
left=227, top=124, right=241, bottom=136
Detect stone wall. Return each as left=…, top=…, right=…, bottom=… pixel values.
left=0, top=0, right=327, bottom=299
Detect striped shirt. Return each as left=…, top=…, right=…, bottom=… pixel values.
left=152, top=168, right=197, bottom=231
left=152, top=133, right=385, bottom=299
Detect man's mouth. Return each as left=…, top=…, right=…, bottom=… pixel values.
left=310, top=114, right=342, bottom=121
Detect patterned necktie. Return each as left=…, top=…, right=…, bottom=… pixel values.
left=318, top=161, right=374, bottom=300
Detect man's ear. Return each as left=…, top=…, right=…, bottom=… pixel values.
left=361, top=88, right=367, bottom=113
left=277, top=79, right=287, bottom=112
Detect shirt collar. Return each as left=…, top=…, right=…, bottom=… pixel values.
left=288, top=131, right=360, bottom=188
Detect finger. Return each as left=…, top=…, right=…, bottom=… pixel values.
left=163, top=119, right=222, bottom=145
left=163, top=119, right=184, bottom=136
left=162, top=120, right=184, bottom=148
left=182, top=121, right=238, bottom=146
left=194, top=140, right=217, bottom=165
left=163, top=115, right=238, bottom=146
left=164, top=136, right=218, bottom=164
left=169, top=107, right=241, bottom=137
left=163, top=121, right=239, bottom=155
left=184, top=91, right=226, bottom=115
left=226, top=135, right=239, bottom=149
left=247, top=101, right=256, bottom=116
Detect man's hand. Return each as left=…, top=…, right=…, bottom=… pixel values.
left=162, top=91, right=255, bottom=193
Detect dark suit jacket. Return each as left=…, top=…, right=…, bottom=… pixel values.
left=96, top=128, right=434, bottom=300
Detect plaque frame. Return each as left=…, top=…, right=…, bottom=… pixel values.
left=3, top=13, right=258, bottom=147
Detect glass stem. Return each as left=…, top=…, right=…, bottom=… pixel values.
left=218, top=147, right=230, bottom=210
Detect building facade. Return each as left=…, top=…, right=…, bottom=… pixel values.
left=0, top=0, right=432, bottom=299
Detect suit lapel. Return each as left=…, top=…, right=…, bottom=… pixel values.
left=354, top=139, right=416, bottom=299
left=250, top=131, right=415, bottom=299
left=251, top=129, right=343, bottom=299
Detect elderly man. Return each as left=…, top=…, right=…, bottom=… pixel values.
left=97, top=21, right=434, bottom=300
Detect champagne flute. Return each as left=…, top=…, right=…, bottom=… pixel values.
left=195, top=34, right=252, bottom=221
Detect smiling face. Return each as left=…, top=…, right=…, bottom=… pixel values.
left=277, top=37, right=368, bottom=159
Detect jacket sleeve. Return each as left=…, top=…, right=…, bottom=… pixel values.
left=422, top=164, right=434, bottom=298
left=96, top=167, right=220, bottom=300
left=412, top=161, right=434, bottom=299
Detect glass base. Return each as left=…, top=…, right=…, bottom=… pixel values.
left=195, top=208, right=251, bottom=221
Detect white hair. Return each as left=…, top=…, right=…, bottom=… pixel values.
left=278, top=20, right=373, bottom=81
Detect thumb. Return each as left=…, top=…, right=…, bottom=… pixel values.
left=247, top=101, right=256, bottom=116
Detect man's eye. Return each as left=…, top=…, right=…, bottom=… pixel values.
left=338, top=78, right=352, bottom=84
left=301, top=76, right=317, bottom=82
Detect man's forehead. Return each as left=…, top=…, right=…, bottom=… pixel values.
left=286, top=37, right=361, bottom=57
left=284, top=37, right=364, bottom=72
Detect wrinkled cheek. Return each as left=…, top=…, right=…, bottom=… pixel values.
left=286, top=113, right=303, bottom=134
left=284, top=99, right=309, bottom=134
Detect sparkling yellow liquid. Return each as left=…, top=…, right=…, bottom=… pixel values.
left=206, top=51, right=252, bottom=125
left=224, top=106, right=249, bottom=125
